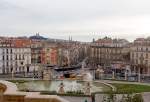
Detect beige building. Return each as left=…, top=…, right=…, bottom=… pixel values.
left=90, top=37, right=130, bottom=69
left=130, top=38, right=150, bottom=75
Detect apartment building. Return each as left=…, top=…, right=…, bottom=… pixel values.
left=90, top=37, right=130, bottom=69
left=0, top=40, right=31, bottom=74
left=41, top=43, right=58, bottom=65
left=130, top=38, right=150, bottom=74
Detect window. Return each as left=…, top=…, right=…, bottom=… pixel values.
left=132, top=53, right=134, bottom=58
left=23, top=55, right=25, bottom=60
left=136, top=59, right=138, bottom=64
left=2, top=55, right=4, bottom=60
left=6, top=62, right=8, bottom=67
left=10, top=55, right=12, bottom=60
left=19, top=55, right=21, bottom=60
left=27, top=66, right=29, bottom=73
left=136, top=53, right=138, bottom=58
left=145, top=60, right=148, bottom=65
left=20, top=62, right=23, bottom=65
left=141, top=53, right=143, bottom=57
left=10, top=49, right=12, bottom=53
left=11, top=67, right=13, bottom=72
left=6, top=55, right=8, bottom=60
left=15, top=62, right=17, bottom=66
left=19, top=67, right=21, bottom=71
left=2, top=49, right=4, bottom=54
left=15, top=55, right=17, bottom=60
left=146, top=48, right=148, bottom=51
left=146, top=53, right=148, bottom=59
left=22, top=67, right=25, bottom=72
left=141, top=47, right=143, bottom=51
left=6, top=49, right=8, bottom=53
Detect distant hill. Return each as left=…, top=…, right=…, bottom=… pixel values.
left=29, top=33, right=48, bottom=40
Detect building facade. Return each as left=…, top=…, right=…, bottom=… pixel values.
left=0, top=41, right=31, bottom=74
left=90, top=37, right=130, bottom=70
left=130, top=38, right=150, bottom=75
left=41, top=43, right=58, bottom=65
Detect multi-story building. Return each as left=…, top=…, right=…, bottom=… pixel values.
left=0, top=40, right=31, bottom=74
left=90, top=37, right=130, bottom=70
left=58, top=42, right=88, bottom=66
left=130, top=38, right=150, bottom=75
left=31, top=40, right=43, bottom=64
left=41, top=43, right=58, bottom=65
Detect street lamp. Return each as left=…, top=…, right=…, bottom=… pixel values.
left=112, top=71, right=115, bottom=79
left=11, top=69, right=14, bottom=79
left=138, top=67, right=141, bottom=82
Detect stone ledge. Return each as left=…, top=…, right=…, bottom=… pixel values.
left=0, top=80, right=69, bottom=102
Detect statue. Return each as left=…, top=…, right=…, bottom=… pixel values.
left=58, top=82, right=65, bottom=94
left=84, top=82, right=91, bottom=95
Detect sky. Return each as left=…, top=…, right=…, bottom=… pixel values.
left=0, top=0, right=150, bottom=42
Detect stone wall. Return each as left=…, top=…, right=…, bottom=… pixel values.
left=3, top=94, right=25, bottom=102
left=0, top=83, right=6, bottom=102
left=25, top=98, right=61, bottom=102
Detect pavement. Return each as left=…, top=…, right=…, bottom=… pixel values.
left=61, top=96, right=92, bottom=102
left=62, top=80, right=150, bottom=102
left=99, top=80, right=150, bottom=102
left=142, top=92, right=150, bottom=102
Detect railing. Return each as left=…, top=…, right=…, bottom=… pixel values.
left=95, top=73, right=150, bottom=83
left=0, top=72, right=150, bottom=83
left=0, top=71, right=42, bottom=80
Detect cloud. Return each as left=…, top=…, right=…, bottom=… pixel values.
left=0, top=0, right=150, bottom=41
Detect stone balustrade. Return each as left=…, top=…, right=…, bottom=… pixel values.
left=0, top=80, right=69, bottom=102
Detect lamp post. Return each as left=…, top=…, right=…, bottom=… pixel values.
left=112, top=71, right=115, bottom=79
left=11, top=64, right=16, bottom=79
left=138, top=66, right=141, bottom=82
left=125, top=71, right=127, bottom=80
left=11, top=69, right=14, bottom=79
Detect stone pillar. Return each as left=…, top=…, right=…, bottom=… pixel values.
left=43, top=69, right=52, bottom=80
left=148, top=66, right=150, bottom=76
left=138, top=67, right=141, bottom=82
left=11, top=70, right=14, bottom=79
left=93, top=70, right=95, bottom=80
left=112, top=71, right=115, bottom=79
left=134, top=66, right=136, bottom=73
left=125, top=71, right=127, bottom=80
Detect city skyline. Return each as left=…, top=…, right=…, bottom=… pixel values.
left=1, top=32, right=150, bottom=42
left=1, top=0, right=150, bottom=41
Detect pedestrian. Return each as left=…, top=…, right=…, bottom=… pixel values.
left=84, top=99, right=88, bottom=102
left=91, top=94, right=95, bottom=102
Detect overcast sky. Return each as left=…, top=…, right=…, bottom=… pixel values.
left=0, top=0, right=150, bottom=42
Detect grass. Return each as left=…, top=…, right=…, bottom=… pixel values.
left=7, top=80, right=29, bottom=83
left=93, top=82, right=112, bottom=92
left=111, top=83, right=150, bottom=94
